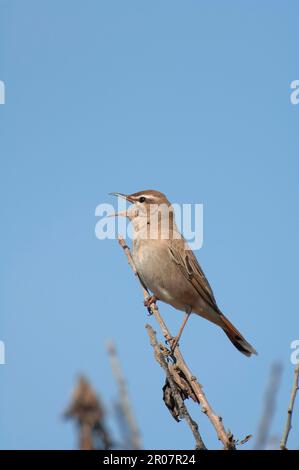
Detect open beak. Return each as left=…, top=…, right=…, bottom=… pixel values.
left=109, top=192, right=134, bottom=203
left=109, top=192, right=133, bottom=217
left=108, top=210, right=127, bottom=218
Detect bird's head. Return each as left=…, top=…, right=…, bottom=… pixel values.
left=110, top=190, right=171, bottom=219
left=110, top=190, right=177, bottom=239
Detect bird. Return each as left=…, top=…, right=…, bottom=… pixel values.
left=111, top=189, right=257, bottom=357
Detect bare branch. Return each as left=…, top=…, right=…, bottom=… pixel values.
left=146, top=324, right=207, bottom=450
left=118, top=236, right=236, bottom=450
left=107, top=340, right=142, bottom=450
left=254, top=362, right=283, bottom=449
left=280, top=364, right=299, bottom=450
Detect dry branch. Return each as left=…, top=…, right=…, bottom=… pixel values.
left=118, top=236, right=236, bottom=450
left=64, top=375, right=111, bottom=450
left=146, top=324, right=206, bottom=450
left=254, top=362, right=283, bottom=450
left=280, top=364, right=299, bottom=450
left=107, top=340, right=142, bottom=450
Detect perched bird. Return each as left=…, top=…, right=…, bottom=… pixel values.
left=111, top=190, right=257, bottom=357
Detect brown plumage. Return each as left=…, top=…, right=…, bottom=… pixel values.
left=113, top=189, right=257, bottom=357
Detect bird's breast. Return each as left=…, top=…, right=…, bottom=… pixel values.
left=132, top=239, right=195, bottom=311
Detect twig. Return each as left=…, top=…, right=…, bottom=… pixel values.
left=280, top=364, right=299, bottom=450
left=107, top=340, right=142, bottom=450
left=254, top=362, right=283, bottom=449
left=146, top=324, right=207, bottom=450
left=118, top=236, right=236, bottom=450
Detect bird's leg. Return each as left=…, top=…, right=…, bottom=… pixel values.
left=171, top=310, right=191, bottom=352
left=144, top=295, right=157, bottom=307
left=144, top=295, right=158, bottom=315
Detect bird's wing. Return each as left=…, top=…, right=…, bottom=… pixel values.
left=168, top=239, right=220, bottom=313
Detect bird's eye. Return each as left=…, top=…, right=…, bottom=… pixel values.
left=139, top=196, right=146, bottom=203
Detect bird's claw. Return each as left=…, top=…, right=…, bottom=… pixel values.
left=144, top=295, right=157, bottom=315
left=165, top=335, right=179, bottom=353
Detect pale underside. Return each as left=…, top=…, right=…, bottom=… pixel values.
left=132, top=237, right=222, bottom=326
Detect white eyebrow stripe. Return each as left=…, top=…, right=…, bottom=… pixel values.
left=136, top=195, right=158, bottom=202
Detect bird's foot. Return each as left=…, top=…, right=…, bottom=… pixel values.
left=169, top=335, right=180, bottom=352
left=144, top=295, right=157, bottom=307
left=144, top=295, right=157, bottom=315
left=164, top=335, right=179, bottom=353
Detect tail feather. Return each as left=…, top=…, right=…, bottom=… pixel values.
left=219, top=314, right=257, bottom=357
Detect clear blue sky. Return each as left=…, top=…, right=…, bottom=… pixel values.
left=0, top=0, right=298, bottom=450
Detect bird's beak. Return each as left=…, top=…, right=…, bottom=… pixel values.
left=109, top=192, right=134, bottom=203
left=109, top=192, right=133, bottom=218
left=108, top=210, right=128, bottom=218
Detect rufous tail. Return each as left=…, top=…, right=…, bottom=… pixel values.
left=219, top=314, right=257, bottom=357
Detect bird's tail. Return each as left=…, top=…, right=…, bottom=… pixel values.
left=219, top=313, right=257, bottom=357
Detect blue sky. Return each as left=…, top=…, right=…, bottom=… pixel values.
left=0, top=0, right=298, bottom=449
